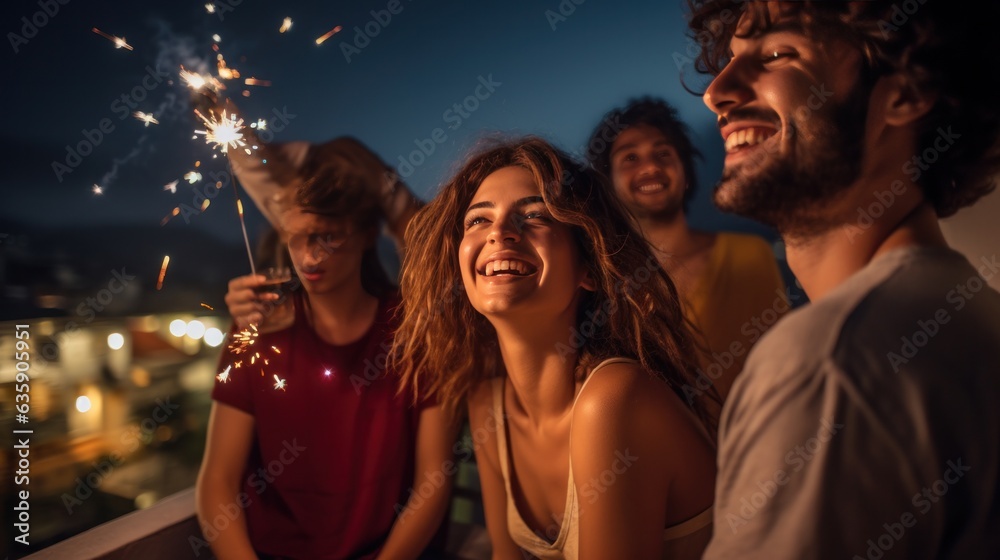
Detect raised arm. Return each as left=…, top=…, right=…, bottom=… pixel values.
left=196, top=402, right=258, bottom=560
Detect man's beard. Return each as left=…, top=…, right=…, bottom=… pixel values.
left=713, top=89, right=869, bottom=237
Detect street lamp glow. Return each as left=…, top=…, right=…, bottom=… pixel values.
left=204, top=327, right=224, bottom=347
left=76, top=396, right=92, bottom=413
left=107, top=332, right=125, bottom=350
left=186, top=320, right=206, bottom=340
left=169, top=319, right=187, bottom=337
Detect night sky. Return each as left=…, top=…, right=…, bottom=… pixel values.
left=2, top=0, right=776, bottom=243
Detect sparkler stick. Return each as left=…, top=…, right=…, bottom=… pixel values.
left=194, top=107, right=257, bottom=275
left=235, top=195, right=256, bottom=275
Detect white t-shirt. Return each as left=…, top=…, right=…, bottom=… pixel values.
left=705, top=246, right=1000, bottom=559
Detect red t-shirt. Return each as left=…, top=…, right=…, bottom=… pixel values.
left=211, top=291, right=426, bottom=559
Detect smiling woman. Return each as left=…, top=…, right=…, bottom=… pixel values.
left=393, top=137, right=719, bottom=559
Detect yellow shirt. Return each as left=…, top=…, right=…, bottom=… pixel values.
left=683, top=232, right=787, bottom=417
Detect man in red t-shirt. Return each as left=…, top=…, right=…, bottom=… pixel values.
left=195, top=138, right=453, bottom=559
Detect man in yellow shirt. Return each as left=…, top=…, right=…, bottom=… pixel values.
left=587, top=98, right=788, bottom=418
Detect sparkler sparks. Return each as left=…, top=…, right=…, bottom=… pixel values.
left=194, top=109, right=246, bottom=154
left=164, top=180, right=178, bottom=193
left=244, top=77, right=271, bottom=87
left=180, top=68, right=208, bottom=90
left=216, top=54, right=240, bottom=80
left=133, top=111, right=159, bottom=126
left=92, top=28, right=133, bottom=50
left=315, top=26, right=343, bottom=45
left=156, top=255, right=170, bottom=290
left=184, top=171, right=203, bottom=184
left=201, top=303, right=215, bottom=311
left=212, top=34, right=222, bottom=43
left=160, top=207, right=180, bottom=226
left=273, top=374, right=287, bottom=391
left=228, top=324, right=259, bottom=355
left=92, top=184, right=104, bottom=195
left=217, top=365, right=231, bottom=383
left=279, top=18, right=293, bottom=33
left=250, top=119, right=267, bottom=130
left=205, top=3, right=216, bottom=14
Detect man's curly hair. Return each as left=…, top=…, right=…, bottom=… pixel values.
left=687, top=0, right=1000, bottom=217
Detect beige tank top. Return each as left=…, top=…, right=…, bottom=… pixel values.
left=492, top=357, right=713, bottom=560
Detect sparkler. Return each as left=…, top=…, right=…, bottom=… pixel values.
left=156, top=255, right=170, bottom=290
left=217, top=54, right=240, bottom=80
left=180, top=68, right=208, bottom=90
left=194, top=110, right=246, bottom=154
left=315, top=26, right=343, bottom=45
left=92, top=28, right=133, bottom=50
left=194, top=107, right=256, bottom=274
left=228, top=324, right=259, bottom=355
left=235, top=198, right=256, bottom=275
left=133, top=111, right=159, bottom=126
left=244, top=77, right=271, bottom=87
left=216, top=365, right=231, bottom=383
left=273, top=374, right=287, bottom=391
left=279, top=18, right=293, bottom=33
left=160, top=207, right=180, bottom=226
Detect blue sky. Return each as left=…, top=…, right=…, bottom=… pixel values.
left=1, top=0, right=773, bottom=245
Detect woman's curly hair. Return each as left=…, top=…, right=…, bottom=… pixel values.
left=687, top=0, right=1000, bottom=217
left=391, top=136, right=718, bottom=433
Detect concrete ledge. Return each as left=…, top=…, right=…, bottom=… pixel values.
left=25, top=488, right=209, bottom=560
left=24, top=486, right=493, bottom=559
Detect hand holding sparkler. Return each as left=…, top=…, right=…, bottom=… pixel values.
left=225, top=273, right=294, bottom=331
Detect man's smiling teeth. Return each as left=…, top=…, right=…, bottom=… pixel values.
left=637, top=183, right=665, bottom=193
left=484, top=259, right=534, bottom=276
left=725, top=127, right=777, bottom=152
